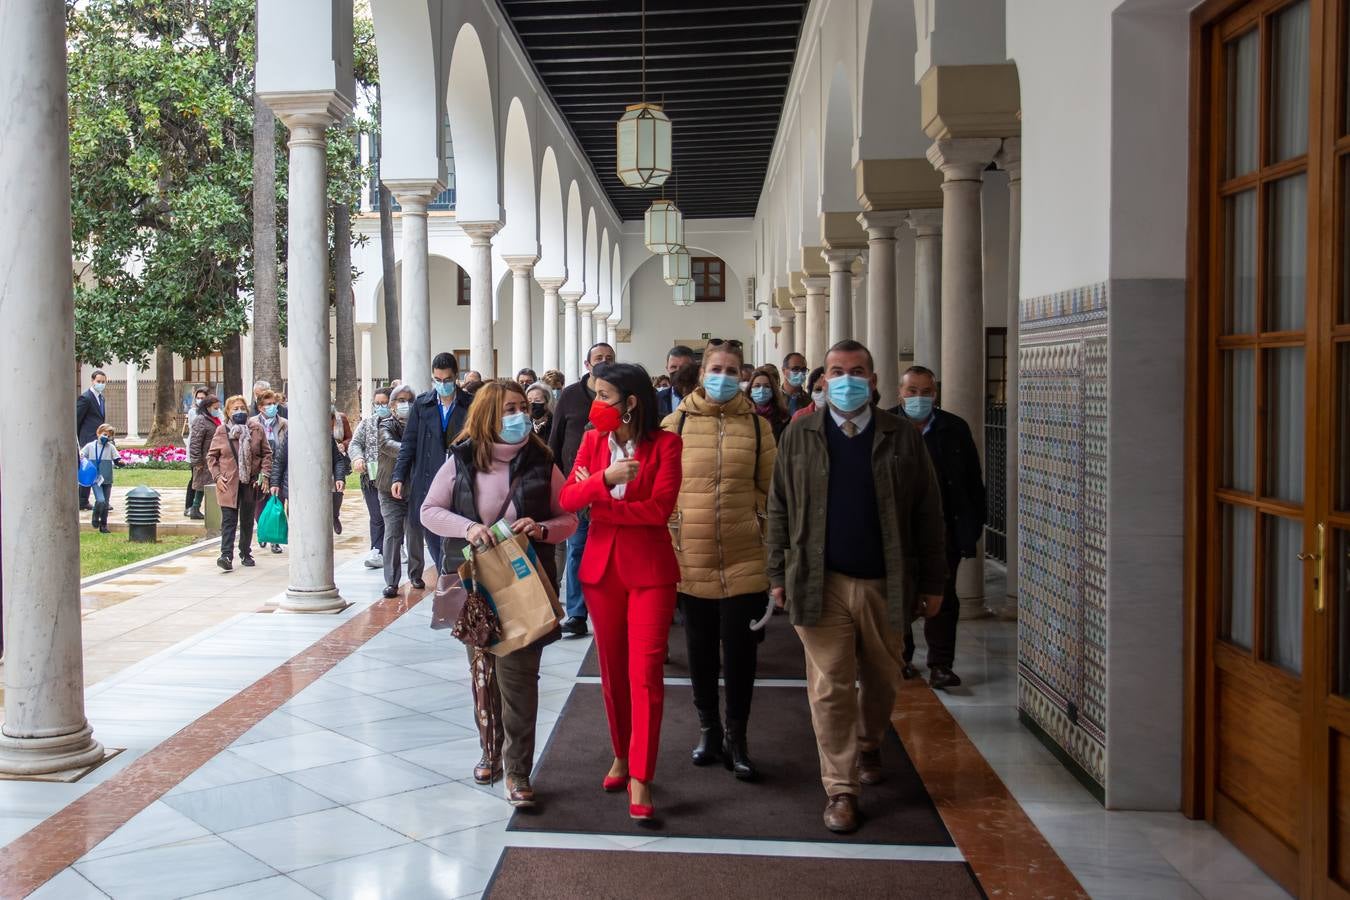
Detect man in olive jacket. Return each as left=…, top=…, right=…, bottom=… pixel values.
left=767, top=340, right=947, bottom=836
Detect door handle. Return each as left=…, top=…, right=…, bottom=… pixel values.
left=1297, top=523, right=1326, bottom=614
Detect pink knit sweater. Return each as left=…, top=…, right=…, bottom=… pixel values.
left=419, top=440, right=577, bottom=542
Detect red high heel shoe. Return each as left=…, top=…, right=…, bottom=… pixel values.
left=602, top=773, right=629, bottom=792
left=627, top=781, right=654, bottom=821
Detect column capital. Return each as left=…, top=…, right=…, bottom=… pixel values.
left=789, top=294, right=807, bottom=313
left=560, top=289, right=582, bottom=306
left=857, top=209, right=908, bottom=238
left=502, top=254, right=539, bottom=275
left=907, top=208, right=945, bottom=236
left=995, top=136, right=1022, bottom=183
left=801, top=276, right=831, bottom=295
left=535, top=275, right=566, bottom=291
left=385, top=179, right=443, bottom=212
left=264, top=90, right=351, bottom=134
left=460, top=220, right=501, bottom=245
left=926, top=137, right=1003, bottom=182
left=822, top=248, right=861, bottom=272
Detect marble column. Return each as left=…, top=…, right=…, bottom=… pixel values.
left=859, top=211, right=906, bottom=406
left=802, top=276, right=830, bottom=371
left=462, top=222, right=500, bottom=379
left=0, top=0, right=105, bottom=776
left=560, top=291, right=582, bottom=383
left=125, top=361, right=141, bottom=440
left=607, top=321, right=618, bottom=349
left=504, top=255, right=538, bottom=376
left=907, top=209, right=943, bottom=377
left=392, top=185, right=438, bottom=392
left=997, top=137, right=1022, bottom=613
left=579, top=306, right=595, bottom=359
left=537, top=277, right=564, bottom=374
left=274, top=98, right=348, bottom=613
left=777, top=310, right=795, bottom=360
left=929, top=137, right=1001, bottom=617
left=792, top=298, right=807, bottom=358
left=823, top=250, right=859, bottom=345
left=852, top=268, right=868, bottom=346
left=358, top=324, right=373, bottom=415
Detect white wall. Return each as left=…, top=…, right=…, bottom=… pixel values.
left=621, top=255, right=754, bottom=373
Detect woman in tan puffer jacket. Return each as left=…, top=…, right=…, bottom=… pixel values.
left=661, top=340, right=776, bottom=781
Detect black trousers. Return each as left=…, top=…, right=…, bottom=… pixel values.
left=361, top=480, right=384, bottom=550
left=903, top=546, right=963, bottom=669
left=219, top=483, right=257, bottom=560
left=679, top=592, right=764, bottom=724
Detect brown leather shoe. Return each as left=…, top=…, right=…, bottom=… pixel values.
left=474, top=755, right=502, bottom=785
left=858, top=749, right=885, bottom=786
left=823, top=793, right=859, bottom=833
left=505, top=774, right=536, bottom=808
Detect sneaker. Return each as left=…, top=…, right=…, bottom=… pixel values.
left=240, top=555, right=256, bottom=568
left=271, top=543, right=283, bottom=554
left=560, top=616, right=588, bottom=637
left=928, top=666, right=962, bottom=690
left=217, top=556, right=233, bottom=572
left=364, top=549, right=383, bottom=569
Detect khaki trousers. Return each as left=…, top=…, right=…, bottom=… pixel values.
left=794, top=572, right=903, bottom=797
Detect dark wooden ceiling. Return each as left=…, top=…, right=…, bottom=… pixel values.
left=498, top=0, right=808, bottom=221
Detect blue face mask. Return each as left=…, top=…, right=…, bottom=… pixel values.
left=703, top=372, right=740, bottom=403
left=264, top=404, right=278, bottom=418
left=92, top=382, right=105, bottom=395
left=787, top=370, right=807, bottom=387
left=903, top=396, right=935, bottom=420
left=499, top=412, right=530, bottom=444
left=826, top=375, right=871, bottom=413
left=433, top=379, right=455, bottom=398
left=751, top=386, right=773, bottom=405
left=99, top=435, right=109, bottom=444
left=373, top=404, right=391, bottom=418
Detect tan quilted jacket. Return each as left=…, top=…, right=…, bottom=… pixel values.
left=661, top=388, right=777, bottom=599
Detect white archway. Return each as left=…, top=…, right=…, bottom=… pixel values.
left=537, top=147, right=566, bottom=280
left=583, top=206, right=599, bottom=308
left=500, top=97, right=537, bottom=255
left=821, top=61, right=857, bottom=212
left=597, top=230, right=611, bottom=318
left=445, top=23, right=500, bottom=224
left=563, top=181, right=584, bottom=295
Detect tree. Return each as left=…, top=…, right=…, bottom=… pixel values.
left=251, top=90, right=281, bottom=391
left=333, top=201, right=358, bottom=421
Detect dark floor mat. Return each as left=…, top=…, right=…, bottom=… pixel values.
left=485, top=847, right=984, bottom=899
left=509, top=683, right=952, bottom=845
left=576, top=616, right=806, bottom=680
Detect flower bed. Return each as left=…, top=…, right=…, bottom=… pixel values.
left=119, top=446, right=190, bottom=468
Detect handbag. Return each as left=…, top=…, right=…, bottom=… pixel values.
left=450, top=552, right=501, bottom=649
left=429, top=470, right=522, bottom=634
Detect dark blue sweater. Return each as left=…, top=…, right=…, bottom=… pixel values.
left=824, top=413, right=885, bottom=579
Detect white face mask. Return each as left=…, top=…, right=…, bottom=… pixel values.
left=811, top=390, right=825, bottom=406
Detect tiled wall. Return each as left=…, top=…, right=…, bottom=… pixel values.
left=1017, top=281, right=1109, bottom=791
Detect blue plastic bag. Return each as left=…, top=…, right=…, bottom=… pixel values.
left=77, top=457, right=98, bottom=487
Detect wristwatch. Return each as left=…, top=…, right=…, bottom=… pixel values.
left=539, top=525, right=549, bottom=541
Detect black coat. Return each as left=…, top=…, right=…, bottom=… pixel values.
left=269, top=433, right=351, bottom=498
left=889, top=406, right=987, bottom=557
left=547, top=379, right=595, bottom=476
left=76, top=389, right=107, bottom=445
left=391, top=389, right=470, bottom=519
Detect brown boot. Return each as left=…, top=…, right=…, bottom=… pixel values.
left=474, top=754, right=502, bottom=785
left=823, top=793, right=859, bottom=834
left=505, top=774, right=535, bottom=808
left=858, top=749, right=884, bottom=786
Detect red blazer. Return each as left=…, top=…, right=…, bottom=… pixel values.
left=559, top=428, right=683, bottom=588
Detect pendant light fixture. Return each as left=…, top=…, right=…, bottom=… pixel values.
left=673, top=280, right=695, bottom=306
left=663, top=246, right=691, bottom=286
left=615, top=0, right=671, bottom=189
left=644, top=198, right=684, bottom=254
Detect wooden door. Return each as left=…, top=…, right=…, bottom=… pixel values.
left=1193, top=0, right=1350, bottom=895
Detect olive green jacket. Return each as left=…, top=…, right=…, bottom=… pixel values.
left=765, top=407, right=947, bottom=630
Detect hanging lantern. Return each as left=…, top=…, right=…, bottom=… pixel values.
left=644, top=199, right=684, bottom=254
left=663, top=247, right=691, bottom=286
left=616, top=103, right=672, bottom=189
left=673, top=281, right=695, bottom=306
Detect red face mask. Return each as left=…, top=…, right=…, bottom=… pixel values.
left=588, top=398, right=625, bottom=434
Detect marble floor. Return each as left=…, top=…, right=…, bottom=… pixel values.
left=0, top=559, right=1292, bottom=900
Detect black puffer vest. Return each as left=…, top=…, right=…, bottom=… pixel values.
left=440, top=438, right=558, bottom=586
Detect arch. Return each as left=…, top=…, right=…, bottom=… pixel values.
left=623, top=245, right=745, bottom=307
left=610, top=245, right=623, bottom=325
left=583, top=206, right=599, bottom=307
left=596, top=230, right=611, bottom=316
left=445, top=23, right=500, bottom=223
left=562, top=180, right=584, bottom=295
left=500, top=97, right=537, bottom=255
left=800, top=126, right=819, bottom=245
left=859, top=0, right=928, bottom=159
left=369, top=2, right=442, bottom=184
left=537, top=147, right=566, bottom=280
left=821, top=61, right=856, bottom=212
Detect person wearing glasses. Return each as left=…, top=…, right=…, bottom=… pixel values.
left=781, top=353, right=810, bottom=416
left=662, top=338, right=777, bottom=782
left=559, top=362, right=683, bottom=822
left=391, top=352, right=471, bottom=574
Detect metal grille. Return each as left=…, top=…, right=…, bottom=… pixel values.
left=985, top=399, right=1007, bottom=562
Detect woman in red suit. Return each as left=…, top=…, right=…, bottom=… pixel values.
left=559, top=362, right=683, bottom=821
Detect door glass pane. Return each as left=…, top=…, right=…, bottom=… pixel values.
left=1227, top=28, right=1259, bottom=177
left=1222, top=504, right=1256, bottom=649
left=1264, top=514, right=1304, bottom=674
left=1266, top=346, right=1305, bottom=503
left=1343, top=158, right=1350, bottom=324
left=1340, top=344, right=1350, bottom=511
left=1337, top=529, right=1350, bottom=694
left=1223, top=349, right=1256, bottom=491
left=1271, top=0, right=1310, bottom=162
left=1225, top=190, right=1257, bottom=333
left=1267, top=174, right=1308, bottom=331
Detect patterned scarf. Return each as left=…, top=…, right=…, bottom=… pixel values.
left=228, top=419, right=253, bottom=484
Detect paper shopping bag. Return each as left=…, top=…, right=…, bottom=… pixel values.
left=460, top=534, right=559, bottom=657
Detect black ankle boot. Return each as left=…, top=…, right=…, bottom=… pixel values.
left=691, top=711, right=723, bottom=767
left=723, top=719, right=757, bottom=781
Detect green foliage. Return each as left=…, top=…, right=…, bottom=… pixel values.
left=68, top=0, right=376, bottom=366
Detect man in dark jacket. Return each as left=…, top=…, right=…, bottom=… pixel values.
left=548, top=341, right=615, bottom=635
left=782, top=352, right=810, bottom=417
left=76, top=370, right=108, bottom=510
left=655, top=345, right=696, bottom=417
left=768, top=340, right=947, bottom=835
left=391, top=352, right=470, bottom=575
left=889, top=365, right=986, bottom=691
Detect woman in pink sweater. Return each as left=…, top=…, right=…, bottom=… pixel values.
left=420, top=380, right=576, bottom=808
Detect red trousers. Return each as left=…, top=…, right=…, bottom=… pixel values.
left=583, top=547, right=677, bottom=784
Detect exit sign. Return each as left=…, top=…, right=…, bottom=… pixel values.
left=701, top=332, right=712, bottom=339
